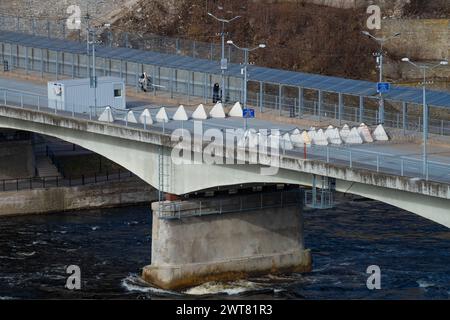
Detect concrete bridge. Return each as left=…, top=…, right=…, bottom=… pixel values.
left=1, top=103, right=450, bottom=289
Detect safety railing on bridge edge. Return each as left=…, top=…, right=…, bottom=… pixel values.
left=0, top=169, right=135, bottom=193
left=2, top=86, right=450, bottom=185
left=157, top=189, right=302, bottom=220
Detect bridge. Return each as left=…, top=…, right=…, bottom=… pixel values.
left=1, top=91, right=450, bottom=289
left=1, top=28, right=450, bottom=289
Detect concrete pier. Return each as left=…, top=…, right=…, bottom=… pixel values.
left=142, top=191, right=312, bottom=290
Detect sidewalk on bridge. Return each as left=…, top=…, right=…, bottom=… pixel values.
left=2, top=68, right=450, bottom=149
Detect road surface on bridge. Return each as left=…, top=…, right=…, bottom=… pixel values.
left=1, top=76, right=450, bottom=185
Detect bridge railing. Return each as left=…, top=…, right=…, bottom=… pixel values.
left=157, top=189, right=302, bottom=220
left=2, top=86, right=450, bottom=184
left=295, top=144, right=450, bottom=184
left=0, top=170, right=134, bottom=193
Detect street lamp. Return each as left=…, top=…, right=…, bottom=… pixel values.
left=362, top=31, right=401, bottom=124
left=227, top=40, right=266, bottom=130
left=401, top=57, right=448, bottom=180
left=207, top=12, right=241, bottom=103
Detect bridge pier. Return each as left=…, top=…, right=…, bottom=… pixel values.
left=142, top=190, right=312, bottom=290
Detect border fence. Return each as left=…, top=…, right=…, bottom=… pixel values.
left=0, top=14, right=245, bottom=63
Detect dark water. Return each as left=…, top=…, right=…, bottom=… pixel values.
left=0, top=197, right=449, bottom=300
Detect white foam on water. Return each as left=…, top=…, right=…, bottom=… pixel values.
left=121, top=274, right=180, bottom=296
left=17, top=251, right=36, bottom=257
left=417, top=280, right=435, bottom=289
left=184, top=280, right=263, bottom=296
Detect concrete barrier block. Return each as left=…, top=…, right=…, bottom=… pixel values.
left=173, top=105, right=189, bottom=121
left=192, top=104, right=208, bottom=120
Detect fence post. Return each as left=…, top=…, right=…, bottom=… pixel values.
left=401, top=159, right=404, bottom=176
left=441, top=120, right=444, bottom=136
left=326, top=146, right=330, bottom=163
left=376, top=155, right=380, bottom=172
left=349, top=150, right=352, bottom=168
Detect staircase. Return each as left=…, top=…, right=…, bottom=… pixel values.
left=35, top=155, right=61, bottom=178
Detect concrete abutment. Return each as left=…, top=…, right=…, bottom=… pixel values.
left=142, top=191, right=312, bottom=290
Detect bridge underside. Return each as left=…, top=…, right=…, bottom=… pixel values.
left=1, top=113, right=449, bottom=228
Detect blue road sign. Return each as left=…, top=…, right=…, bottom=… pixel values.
left=377, top=82, right=390, bottom=94
left=243, top=108, right=255, bottom=118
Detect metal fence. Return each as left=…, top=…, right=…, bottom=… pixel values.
left=1, top=86, right=450, bottom=184
left=0, top=14, right=245, bottom=63
left=248, top=92, right=450, bottom=136
left=158, top=189, right=302, bottom=220
left=0, top=170, right=134, bottom=192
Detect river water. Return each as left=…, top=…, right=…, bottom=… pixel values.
left=0, top=197, right=449, bottom=300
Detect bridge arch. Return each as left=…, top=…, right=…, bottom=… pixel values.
left=0, top=116, right=161, bottom=190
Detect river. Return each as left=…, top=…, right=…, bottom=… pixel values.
left=0, top=196, right=449, bottom=300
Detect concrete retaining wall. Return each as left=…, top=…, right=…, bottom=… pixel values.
left=0, top=178, right=157, bottom=216
left=0, top=140, right=34, bottom=179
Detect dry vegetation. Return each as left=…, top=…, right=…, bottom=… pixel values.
left=111, top=0, right=380, bottom=80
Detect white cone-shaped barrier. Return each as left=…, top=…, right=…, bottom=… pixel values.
left=327, top=128, right=343, bottom=145
left=192, top=104, right=208, bottom=120
left=267, top=131, right=281, bottom=148
left=301, top=131, right=312, bottom=146
left=281, top=133, right=294, bottom=151
left=373, top=124, right=389, bottom=141
left=313, top=129, right=329, bottom=146
left=139, top=109, right=153, bottom=125
left=290, top=129, right=304, bottom=147
left=237, top=131, right=248, bottom=148
left=155, top=107, right=169, bottom=123
left=98, top=106, right=114, bottom=123
left=258, top=130, right=269, bottom=147
left=346, top=127, right=364, bottom=144
left=340, top=124, right=351, bottom=142
left=172, top=105, right=189, bottom=121
left=308, top=129, right=317, bottom=142
left=125, top=110, right=138, bottom=124
left=358, top=123, right=374, bottom=143
left=228, top=102, right=243, bottom=117
left=209, top=102, right=226, bottom=118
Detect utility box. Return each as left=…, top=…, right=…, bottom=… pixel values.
left=47, top=76, right=126, bottom=113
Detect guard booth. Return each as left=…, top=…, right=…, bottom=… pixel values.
left=47, top=76, right=126, bottom=113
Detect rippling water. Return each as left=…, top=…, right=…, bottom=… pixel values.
left=0, top=197, right=449, bottom=300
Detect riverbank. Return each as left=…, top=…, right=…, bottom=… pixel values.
left=0, top=178, right=157, bottom=216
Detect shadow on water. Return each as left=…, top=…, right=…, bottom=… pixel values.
left=0, top=196, right=449, bottom=300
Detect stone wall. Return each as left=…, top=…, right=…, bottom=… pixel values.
left=0, top=178, right=157, bottom=216
left=0, top=139, right=34, bottom=179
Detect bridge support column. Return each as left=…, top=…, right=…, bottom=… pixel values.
left=142, top=192, right=312, bottom=290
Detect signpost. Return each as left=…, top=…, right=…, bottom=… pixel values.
left=243, top=108, right=255, bottom=118
left=377, top=82, right=390, bottom=94
left=243, top=108, right=255, bottom=131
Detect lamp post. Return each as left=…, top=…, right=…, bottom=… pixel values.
left=362, top=31, right=401, bottom=124
left=207, top=12, right=241, bottom=103
left=88, top=27, right=105, bottom=110
left=227, top=40, right=266, bottom=130
left=401, top=57, right=448, bottom=180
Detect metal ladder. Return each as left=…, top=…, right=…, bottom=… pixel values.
left=305, top=175, right=335, bottom=209
left=158, top=145, right=171, bottom=216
